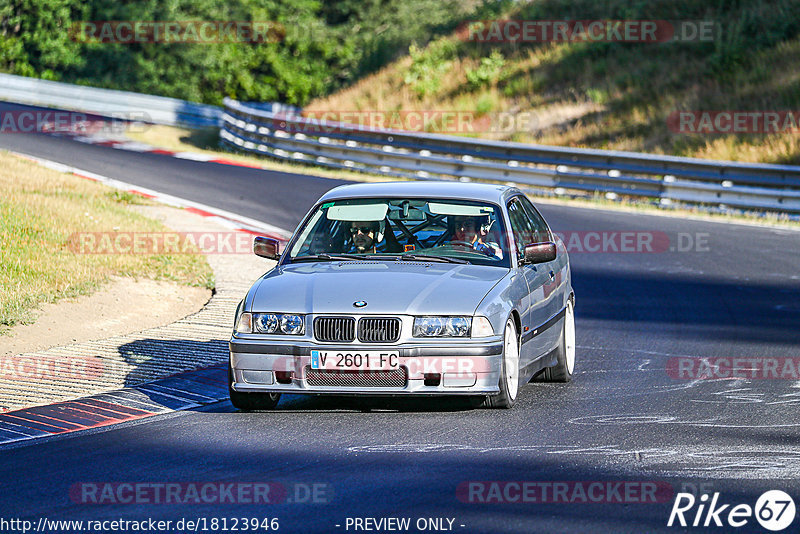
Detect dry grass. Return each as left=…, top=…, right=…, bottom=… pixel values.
left=307, top=17, right=800, bottom=165
left=0, top=152, right=214, bottom=331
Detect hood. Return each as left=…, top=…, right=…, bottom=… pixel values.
left=248, top=260, right=509, bottom=316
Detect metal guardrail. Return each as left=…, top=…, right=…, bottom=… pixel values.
left=221, top=97, right=800, bottom=214
left=0, top=73, right=221, bottom=128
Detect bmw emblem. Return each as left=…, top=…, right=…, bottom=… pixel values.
left=353, top=300, right=367, bottom=308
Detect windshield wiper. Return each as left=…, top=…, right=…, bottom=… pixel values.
left=292, top=253, right=374, bottom=262
left=398, top=254, right=470, bottom=264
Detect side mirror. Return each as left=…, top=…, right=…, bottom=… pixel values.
left=523, top=242, right=556, bottom=264
left=254, top=236, right=280, bottom=260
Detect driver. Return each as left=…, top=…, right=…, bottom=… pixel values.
left=450, top=215, right=498, bottom=257
left=348, top=220, right=381, bottom=253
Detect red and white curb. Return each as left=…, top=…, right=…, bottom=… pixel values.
left=0, top=365, right=228, bottom=446
left=11, top=151, right=291, bottom=242
left=66, top=133, right=271, bottom=170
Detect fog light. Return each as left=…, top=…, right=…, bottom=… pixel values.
left=242, top=370, right=275, bottom=385
left=442, top=372, right=477, bottom=387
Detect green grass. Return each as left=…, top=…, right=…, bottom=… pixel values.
left=0, top=152, right=214, bottom=332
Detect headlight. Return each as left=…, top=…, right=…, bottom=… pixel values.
left=254, top=313, right=280, bottom=333
left=413, top=316, right=471, bottom=337
left=252, top=313, right=305, bottom=335
left=280, top=314, right=304, bottom=335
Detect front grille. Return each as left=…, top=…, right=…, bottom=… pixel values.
left=314, top=317, right=355, bottom=342
left=305, top=367, right=408, bottom=388
left=358, top=317, right=401, bottom=343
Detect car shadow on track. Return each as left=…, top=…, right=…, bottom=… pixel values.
left=116, top=338, right=488, bottom=413
left=242, top=393, right=484, bottom=413
left=118, top=338, right=228, bottom=386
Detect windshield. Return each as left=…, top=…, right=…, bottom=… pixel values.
left=287, top=197, right=510, bottom=267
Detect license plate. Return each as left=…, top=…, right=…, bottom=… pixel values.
left=310, top=350, right=399, bottom=371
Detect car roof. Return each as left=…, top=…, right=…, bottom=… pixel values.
left=318, top=181, right=522, bottom=205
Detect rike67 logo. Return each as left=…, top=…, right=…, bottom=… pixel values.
left=668, top=490, right=796, bottom=531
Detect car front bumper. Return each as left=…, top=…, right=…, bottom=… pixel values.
left=229, top=337, right=504, bottom=396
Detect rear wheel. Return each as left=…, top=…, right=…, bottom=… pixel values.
left=483, top=318, right=520, bottom=409
left=228, top=367, right=281, bottom=411
left=542, top=299, right=575, bottom=382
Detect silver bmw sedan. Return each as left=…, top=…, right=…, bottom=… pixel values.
left=229, top=181, right=575, bottom=410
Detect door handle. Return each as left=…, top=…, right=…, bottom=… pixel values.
left=549, top=270, right=555, bottom=281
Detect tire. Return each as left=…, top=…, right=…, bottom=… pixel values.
left=228, top=367, right=281, bottom=411
left=483, top=318, right=520, bottom=409
left=542, top=298, right=575, bottom=382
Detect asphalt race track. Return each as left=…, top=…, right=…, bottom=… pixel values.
left=2, top=106, right=800, bottom=533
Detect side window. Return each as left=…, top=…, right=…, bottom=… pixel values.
left=518, top=196, right=551, bottom=243
left=507, top=198, right=537, bottom=259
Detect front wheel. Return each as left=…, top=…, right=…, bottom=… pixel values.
left=228, top=367, right=281, bottom=411
left=542, top=299, right=575, bottom=382
left=483, top=318, right=520, bottom=409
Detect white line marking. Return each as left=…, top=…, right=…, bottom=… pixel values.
left=173, top=151, right=216, bottom=161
